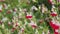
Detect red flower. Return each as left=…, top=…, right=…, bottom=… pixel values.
left=49, top=21, right=59, bottom=34
left=21, top=28, right=24, bottom=32
left=32, top=25, right=37, bottom=28
left=15, top=23, right=19, bottom=27
left=26, top=15, right=32, bottom=19
left=48, top=0, right=52, bottom=4
left=11, top=27, right=16, bottom=32
left=7, top=10, right=11, bottom=14
left=50, top=12, right=57, bottom=17
left=30, top=22, right=37, bottom=28
left=0, top=9, right=2, bottom=12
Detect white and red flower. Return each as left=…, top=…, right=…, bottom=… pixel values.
left=15, top=22, right=19, bottom=27
left=0, top=9, right=2, bottom=12
left=49, top=19, right=60, bottom=34
left=13, top=8, right=17, bottom=12
left=29, top=21, right=37, bottom=28
left=11, top=27, right=16, bottom=32
left=26, top=13, right=32, bottom=19
left=21, top=28, right=24, bottom=32
left=50, top=11, right=57, bottom=17
left=48, top=0, right=52, bottom=4
left=26, top=15, right=32, bottom=19
left=0, top=5, right=2, bottom=12
left=47, top=30, right=50, bottom=34
left=8, top=22, right=11, bottom=26
left=48, top=0, right=55, bottom=4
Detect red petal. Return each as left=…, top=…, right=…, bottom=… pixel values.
left=32, top=25, right=37, bottom=28
left=51, top=13, right=57, bottom=17
left=26, top=16, right=32, bottom=19
left=48, top=0, right=52, bottom=4
left=0, top=10, right=2, bottom=12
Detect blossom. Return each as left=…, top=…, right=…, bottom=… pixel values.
left=50, top=11, right=57, bottom=17
left=29, top=21, right=37, bottom=28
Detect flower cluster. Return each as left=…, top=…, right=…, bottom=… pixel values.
left=0, top=0, right=60, bottom=34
